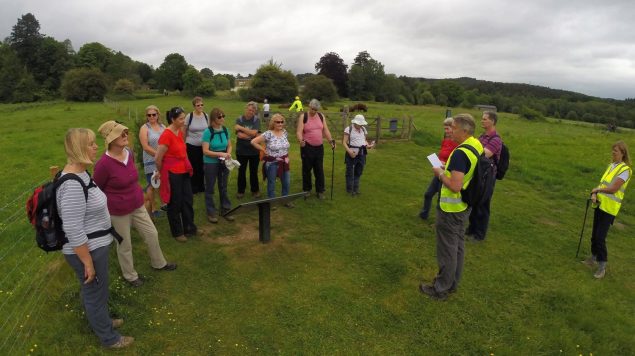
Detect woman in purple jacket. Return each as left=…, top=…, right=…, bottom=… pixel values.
left=94, top=121, right=176, bottom=287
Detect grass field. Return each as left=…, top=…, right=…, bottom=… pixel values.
left=0, top=93, right=634, bottom=355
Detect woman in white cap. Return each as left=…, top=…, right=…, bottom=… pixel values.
left=342, top=114, right=374, bottom=196
left=94, top=120, right=176, bottom=288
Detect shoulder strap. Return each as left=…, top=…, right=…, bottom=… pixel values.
left=303, top=112, right=308, bottom=124
left=203, top=112, right=209, bottom=124
left=54, top=172, right=91, bottom=201
left=187, top=113, right=194, bottom=127
left=318, top=112, right=324, bottom=122
left=347, top=124, right=353, bottom=146
left=459, top=144, right=479, bottom=159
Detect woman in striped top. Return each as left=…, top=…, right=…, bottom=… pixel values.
left=56, top=128, right=133, bottom=349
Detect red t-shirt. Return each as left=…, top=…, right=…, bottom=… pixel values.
left=158, top=128, right=187, bottom=173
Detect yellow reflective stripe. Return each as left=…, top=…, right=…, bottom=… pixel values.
left=440, top=197, right=463, bottom=204
left=598, top=192, right=622, bottom=203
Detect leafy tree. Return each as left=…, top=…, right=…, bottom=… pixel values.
left=194, top=79, right=215, bottom=97
left=213, top=75, right=230, bottom=90
left=12, top=72, right=38, bottom=102
left=113, top=78, right=135, bottom=95
left=347, top=51, right=385, bottom=100
left=377, top=74, right=406, bottom=103
left=0, top=44, right=23, bottom=102
left=302, top=74, right=338, bottom=103
left=315, top=52, right=348, bottom=97
left=431, top=80, right=464, bottom=107
left=182, top=66, right=203, bottom=95
left=136, top=62, right=154, bottom=83
left=8, top=13, right=43, bottom=73
left=105, top=51, right=138, bottom=83
left=77, top=42, right=113, bottom=72
left=420, top=91, right=435, bottom=105
left=32, top=37, right=73, bottom=91
left=295, top=73, right=314, bottom=85
left=155, top=53, right=188, bottom=91
left=200, top=68, right=214, bottom=79
left=60, top=68, right=108, bottom=102
left=241, top=61, right=298, bottom=102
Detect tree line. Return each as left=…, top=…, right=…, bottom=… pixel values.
left=2, top=13, right=634, bottom=128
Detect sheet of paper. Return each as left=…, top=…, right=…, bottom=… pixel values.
left=427, top=153, right=443, bottom=168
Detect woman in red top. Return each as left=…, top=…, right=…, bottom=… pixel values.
left=419, top=117, right=458, bottom=220
left=155, top=107, right=197, bottom=242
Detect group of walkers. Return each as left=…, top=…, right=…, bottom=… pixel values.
left=418, top=112, right=631, bottom=301
left=55, top=96, right=376, bottom=348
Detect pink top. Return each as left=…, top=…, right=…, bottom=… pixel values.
left=303, top=113, right=325, bottom=146
left=93, top=149, right=144, bottom=216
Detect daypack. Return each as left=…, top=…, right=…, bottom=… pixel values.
left=209, top=126, right=229, bottom=153
left=303, top=112, right=324, bottom=124
left=26, top=171, right=121, bottom=252
left=496, top=143, right=510, bottom=180
left=187, top=112, right=209, bottom=128
left=459, top=145, right=496, bottom=207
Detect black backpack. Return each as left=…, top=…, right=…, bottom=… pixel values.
left=303, top=112, right=324, bottom=124
left=187, top=112, right=209, bottom=127
left=459, top=145, right=496, bottom=207
left=496, top=143, right=510, bottom=180
left=209, top=126, right=229, bottom=151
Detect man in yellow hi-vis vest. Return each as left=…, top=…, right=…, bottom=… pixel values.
left=584, top=141, right=631, bottom=279
left=420, top=114, right=483, bottom=301
left=289, top=96, right=303, bottom=112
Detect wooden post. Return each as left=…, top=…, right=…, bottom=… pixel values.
left=407, top=115, right=413, bottom=140
left=50, top=166, right=59, bottom=178
left=375, top=116, right=381, bottom=145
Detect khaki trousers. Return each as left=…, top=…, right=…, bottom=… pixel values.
left=111, top=206, right=167, bottom=282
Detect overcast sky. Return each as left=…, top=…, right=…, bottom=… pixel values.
left=1, top=0, right=634, bottom=99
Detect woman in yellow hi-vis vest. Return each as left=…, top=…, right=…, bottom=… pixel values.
left=584, top=141, right=631, bottom=279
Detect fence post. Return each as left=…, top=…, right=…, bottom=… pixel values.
left=407, top=115, right=413, bottom=140
left=375, top=116, right=381, bottom=145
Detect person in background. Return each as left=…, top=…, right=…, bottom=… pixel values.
left=420, top=114, right=483, bottom=301
left=466, top=111, right=502, bottom=241
left=138, top=105, right=165, bottom=218
left=202, top=108, right=234, bottom=223
left=184, top=96, right=208, bottom=194
left=419, top=117, right=458, bottom=219
left=234, top=101, right=261, bottom=199
left=95, top=120, right=176, bottom=288
left=342, top=114, right=375, bottom=196
left=57, top=128, right=133, bottom=349
left=289, top=95, right=303, bottom=112
left=251, top=113, right=292, bottom=205
left=583, top=141, right=631, bottom=279
left=263, top=98, right=270, bottom=120
left=296, top=99, right=335, bottom=199
left=155, top=107, right=197, bottom=243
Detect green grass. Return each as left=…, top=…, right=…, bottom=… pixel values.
left=0, top=95, right=634, bottom=354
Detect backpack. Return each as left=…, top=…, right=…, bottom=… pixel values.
left=209, top=126, right=229, bottom=150
left=26, top=172, right=93, bottom=252
left=303, top=112, right=324, bottom=124
left=187, top=112, right=209, bottom=127
left=496, top=143, right=510, bottom=180
left=458, top=145, right=496, bottom=207
left=26, top=171, right=122, bottom=252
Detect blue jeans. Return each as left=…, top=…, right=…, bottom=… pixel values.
left=345, top=153, right=366, bottom=193
left=204, top=162, right=231, bottom=215
left=265, top=161, right=290, bottom=198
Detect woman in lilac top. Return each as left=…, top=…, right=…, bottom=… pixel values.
left=251, top=113, right=293, bottom=204
left=94, top=121, right=176, bottom=288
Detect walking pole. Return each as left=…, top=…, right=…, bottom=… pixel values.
left=575, top=198, right=592, bottom=258
left=330, top=141, right=335, bottom=200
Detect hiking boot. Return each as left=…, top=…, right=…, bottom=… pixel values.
left=207, top=214, right=219, bottom=223
left=175, top=235, right=188, bottom=243
left=112, top=318, right=124, bottom=328
left=128, top=278, right=143, bottom=288
left=153, top=263, right=177, bottom=271
left=106, top=336, right=134, bottom=349
left=419, top=283, right=448, bottom=301
left=582, top=256, right=597, bottom=267
left=594, top=263, right=606, bottom=279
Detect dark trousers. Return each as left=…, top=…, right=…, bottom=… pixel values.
left=204, top=162, right=231, bottom=215
left=345, top=153, right=366, bottom=193
left=186, top=143, right=205, bottom=193
left=64, top=245, right=121, bottom=346
left=237, top=154, right=260, bottom=194
left=467, top=180, right=496, bottom=240
left=433, top=208, right=469, bottom=293
left=591, top=208, right=614, bottom=262
left=301, top=144, right=325, bottom=193
left=420, top=176, right=442, bottom=219
left=167, top=172, right=196, bottom=237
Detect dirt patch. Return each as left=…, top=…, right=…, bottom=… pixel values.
left=613, top=221, right=626, bottom=230
left=199, top=211, right=288, bottom=245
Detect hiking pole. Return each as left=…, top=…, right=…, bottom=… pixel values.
left=575, top=198, right=592, bottom=258
left=330, top=141, right=335, bottom=200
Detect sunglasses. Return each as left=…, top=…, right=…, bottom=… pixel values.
left=146, top=113, right=157, bottom=117
left=274, top=121, right=285, bottom=124
left=217, top=114, right=225, bottom=119
left=171, top=107, right=185, bottom=118
left=195, top=104, right=204, bottom=107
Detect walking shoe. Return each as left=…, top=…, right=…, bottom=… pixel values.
left=128, top=278, right=144, bottom=288
left=106, top=336, right=134, bottom=349
left=207, top=214, right=219, bottom=223
left=152, top=210, right=163, bottom=218
left=582, top=256, right=597, bottom=267
left=175, top=235, right=188, bottom=243
left=112, top=318, right=124, bottom=328
left=419, top=283, right=448, bottom=301
left=303, top=191, right=311, bottom=200
left=236, top=193, right=244, bottom=199
left=223, top=213, right=235, bottom=222
left=419, top=212, right=428, bottom=220
left=185, top=229, right=198, bottom=238
left=317, top=192, right=326, bottom=200
left=284, top=202, right=295, bottom=208
left=153, top=263, right=177, bottom=271
left=594, top=262, right=606, bottom=279
left=252, top=192, right=261, bottom=199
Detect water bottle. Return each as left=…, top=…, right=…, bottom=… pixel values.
left=41, top=209, right=50, bottom=228
left=41, top=209, right=57, bottom=248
